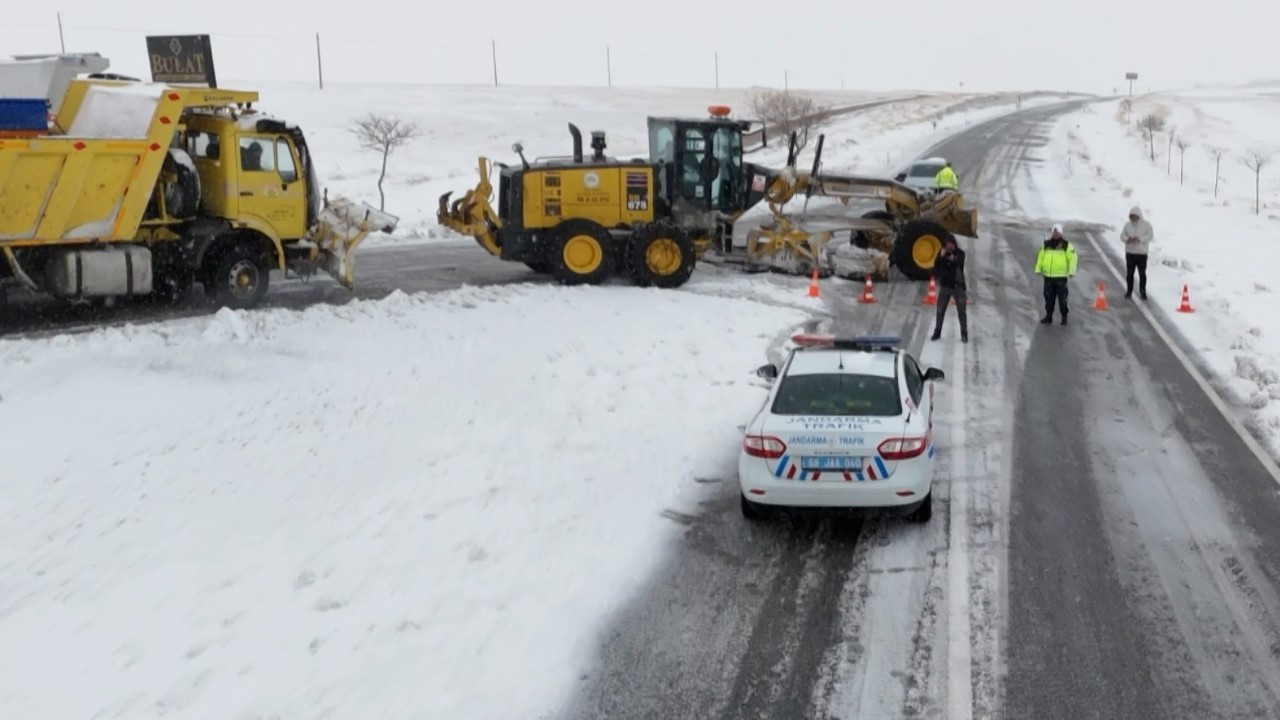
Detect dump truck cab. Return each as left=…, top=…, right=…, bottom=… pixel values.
left=182, top=111, right=321, bottom=245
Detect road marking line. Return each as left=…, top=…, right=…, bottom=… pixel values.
left=1079, top=230, right=1280, bottom=487
left=947, top=334, right=973, bottom=720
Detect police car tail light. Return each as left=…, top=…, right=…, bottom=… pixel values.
left=878, top=436, right=927, bottom=460
left=743, top=434, right=787, bottom=459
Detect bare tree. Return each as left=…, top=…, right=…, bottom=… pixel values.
left=1166, top=126, right=1176, bottom=175
left=749, top=89, right=829, bottom=153
left=1240, top=148, right=1274, bottom=215
left=350, top=113, right=420, bottom=211
left=1138, top=113, right=1166, bottom=162
left=1205, top=145, right=1227, bottom=197
left=1175, top=137, right=1191, bottom=185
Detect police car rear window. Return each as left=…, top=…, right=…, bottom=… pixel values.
left=909, top=163, right=942, bottom=177
left=771, top=374, right=901, bottom=416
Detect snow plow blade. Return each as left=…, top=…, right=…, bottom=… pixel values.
left=436, top=157, right=502, bottom=256
left=308, top=196, right=399, bottom=289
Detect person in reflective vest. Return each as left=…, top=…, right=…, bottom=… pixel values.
left=934, top=161, right=958, bottom=192
left=1035, top=224, right=1078, bottom=324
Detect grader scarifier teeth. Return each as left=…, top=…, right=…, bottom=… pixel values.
left=435, top=158, right=502, bottom=256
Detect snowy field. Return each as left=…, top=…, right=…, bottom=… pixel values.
left=0, top=280, right=820, bottom=719
left=0, top=82, right=1074, bottom=718
left=1026, top=86, right=1280, bottom=453
left=236, top=82, right=1074, bottom=248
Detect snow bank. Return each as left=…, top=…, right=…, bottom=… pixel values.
left=1028, top=91, right=1280, bottom=454
left=0, top=282, right=810, bottom=719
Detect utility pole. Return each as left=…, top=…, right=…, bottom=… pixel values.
left=56, top=12, right=66, bottom=53
left=492, top=40, right=498, bottom=87
left=784, top=69, right=789, bottom=91
left=315, top=33, right=324, bottom=90
left=714, top=52, right=719, bottom=90
left=606, top=45, right=612, bottom=88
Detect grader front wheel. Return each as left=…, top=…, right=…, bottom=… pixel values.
left=892, top=219, right=953, bottom=281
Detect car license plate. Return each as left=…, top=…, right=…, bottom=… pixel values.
left=800, top=456, right=863, bottom=470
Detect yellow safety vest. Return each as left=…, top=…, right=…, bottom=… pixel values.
left=934, top=166, right=958, bottom=189
left=1035, top=242, right=1078, bottom=278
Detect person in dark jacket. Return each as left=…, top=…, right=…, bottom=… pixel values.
left=930, top=236, right=968, bottom=343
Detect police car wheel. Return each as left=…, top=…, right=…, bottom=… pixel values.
left=905, top=491, right=932, bottom=523
left=740, top=492, right=767, bottom=521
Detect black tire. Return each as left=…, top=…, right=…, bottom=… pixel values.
left=892, top=219, right=953, bottom=281
left=853, top=210, right=894, bottom=249
left=549, top=219, right=616, bottom=286
left=905, top=491, right=932, bottom=523
left=162, top=148, right=202, bottom=219
left=741, top=492, right=768, bottom=521
left=629, top=221, right=696, bottom=288
left=203, top=240, right=271, bottom=309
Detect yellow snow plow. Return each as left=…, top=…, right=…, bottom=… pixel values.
left=437, top=109, right=978, bottom=285
left=0, top=49, right=395, bottom=310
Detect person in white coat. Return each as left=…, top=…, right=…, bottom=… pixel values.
left=1121, top=206, right=1154, bottom=299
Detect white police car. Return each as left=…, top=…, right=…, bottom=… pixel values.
left=738, top=333, right=944, bottom=522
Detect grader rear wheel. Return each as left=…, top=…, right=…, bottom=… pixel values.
left=630, top=222, right=696, bottom=288
left=549, top=219, right=616, bottom=286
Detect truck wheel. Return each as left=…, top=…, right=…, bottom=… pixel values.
left=163, top=149, right=202, bottom=219
left=892, top=219, right=952, bottom=281
left=853, top=210, right=894, bottom=250
left=549, top=219, right=616, bottom=286
left=629, top=222, right=695, bottom=288
left=205, top=243, right=270, bottom=309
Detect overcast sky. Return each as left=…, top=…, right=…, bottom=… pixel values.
left=3, top=0, right=1276, bottom=94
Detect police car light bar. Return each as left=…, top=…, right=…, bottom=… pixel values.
left=790, top=333, right=902, bottom=350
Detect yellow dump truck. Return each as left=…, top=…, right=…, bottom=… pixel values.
left=0, top=70, right=396, bottom=310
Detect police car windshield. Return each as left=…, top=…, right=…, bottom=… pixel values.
left=909, top=163, right=942, bottom=177
left=771, top=374, right=901, bottom=417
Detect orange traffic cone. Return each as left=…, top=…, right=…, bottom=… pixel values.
left=1094, top=281, right=1109, bottom=310
left=923, top=277, right=938, bottom=305
left=1177, top=284, right=1194, bottom=313
left=859, top=275, right=878, bottom=304
left=807, top=269, right=820, bottom=298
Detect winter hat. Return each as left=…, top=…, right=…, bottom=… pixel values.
left=1051, top=223, right=1063, bottom=235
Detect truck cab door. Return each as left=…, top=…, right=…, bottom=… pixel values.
left=236, top=135, right=307, bottom=239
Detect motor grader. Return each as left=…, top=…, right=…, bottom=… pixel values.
left=437, top=106, right=978, bottom=287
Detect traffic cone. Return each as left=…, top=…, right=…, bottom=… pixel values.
left=1094, top=281, right=1108, bottom=311
left=1177, top=284, right=1194, bottom=313
left=859, top=275, right=878, bottom=304
left=807, top=269, right=820, bottom=298
left=923, top=277, right=938, bottom=305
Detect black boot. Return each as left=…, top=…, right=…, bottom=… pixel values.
left=1041, top=314, right=1053, bottom=324
left=1061, top=312, right=1069, bottom=325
